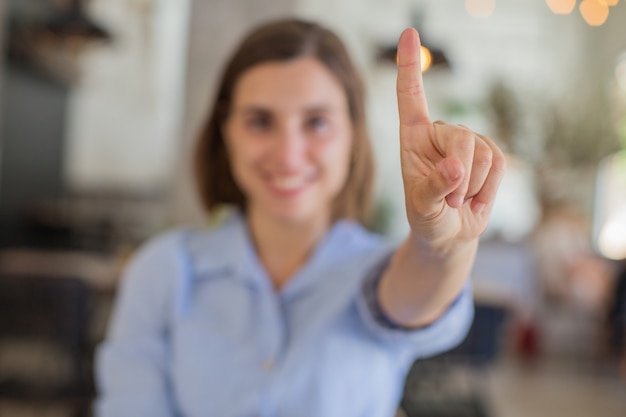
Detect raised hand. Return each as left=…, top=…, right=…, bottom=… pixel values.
left=396, top=28, right=506, bottom=252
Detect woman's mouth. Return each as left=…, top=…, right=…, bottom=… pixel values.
left=266, top=174, right=312, bottom=196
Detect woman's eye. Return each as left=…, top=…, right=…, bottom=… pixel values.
left=307, top=116, right=329, bottom=132
left=246, top=116, right=271, bottom=131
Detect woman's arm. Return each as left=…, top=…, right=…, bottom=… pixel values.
left=378, top=28, right=506, bottom=328
left=379, top=235, right=478, bottom=328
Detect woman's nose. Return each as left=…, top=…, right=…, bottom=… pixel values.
left=273, top=126, right=305, bottom=167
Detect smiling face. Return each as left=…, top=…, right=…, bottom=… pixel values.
left=223, top=57, right=353, bottom=227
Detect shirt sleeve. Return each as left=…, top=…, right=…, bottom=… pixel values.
left=356, top=252, right=474, bottom=361
left=94, top=231, right=185, bottom=417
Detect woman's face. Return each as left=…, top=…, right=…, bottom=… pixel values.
left=223, top=57, right=353, bottom=226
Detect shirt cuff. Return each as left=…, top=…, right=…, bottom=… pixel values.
left=357, top=254, right=474, bottom=360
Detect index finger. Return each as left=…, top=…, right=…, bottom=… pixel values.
left=396, top=28, right=431, bottom=127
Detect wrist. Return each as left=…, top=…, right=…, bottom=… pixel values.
left=409, top=231, right=478, bottom=260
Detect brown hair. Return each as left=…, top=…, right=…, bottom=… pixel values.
left=194, top=18, right=375, bottom=223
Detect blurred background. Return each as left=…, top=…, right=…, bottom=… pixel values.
left=0, top=0, right=625, bottom=416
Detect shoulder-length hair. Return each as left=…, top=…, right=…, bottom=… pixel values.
left=194, top=18, right=375, bottom=224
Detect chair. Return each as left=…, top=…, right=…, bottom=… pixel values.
left=0, top=274, right=95, bottom=416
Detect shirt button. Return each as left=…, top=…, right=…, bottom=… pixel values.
left=262, top=358, right=275, bottom=371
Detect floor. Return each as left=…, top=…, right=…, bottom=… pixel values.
left=401, top=348, right=626, bottom=417
left=486, top=356, right=626, bottom=417
left=1, top=354, right=624, bottom=417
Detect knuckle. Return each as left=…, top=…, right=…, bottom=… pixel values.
left=397, top=83, right=425, bottom=98
left=474, top=142, right=493, bottom=167
left=491, top=150, right=507, bottom=174
left=475, top=149, right=493, bottom=168
left=479, top=134, right=507, bottom=174
left=397, top=60, right=420, bottom=70
left=453, top=130, right=474, bottom=149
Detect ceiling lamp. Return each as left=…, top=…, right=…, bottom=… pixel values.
left=420, top=46, right=432, bottom=73
left=7, top=0, right=113, bottom=83
left=43, top=0, right=112, bottom=41
left=377, top=39, right=449, bottom=73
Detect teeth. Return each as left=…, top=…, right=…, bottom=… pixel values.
left=271, top=176, right=306, bottom=190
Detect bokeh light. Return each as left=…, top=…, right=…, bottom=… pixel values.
left=579, top=0, right=610, bottom=26
left=546, top=0, right=577, bottom=14
left=465, top=0, right=496, bottom=18
left=598, top=206, right=626, bottom=260
left=420, top=46, right=432, bottom=73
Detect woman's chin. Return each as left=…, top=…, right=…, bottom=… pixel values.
left=265, top=203, right=323, bottom=226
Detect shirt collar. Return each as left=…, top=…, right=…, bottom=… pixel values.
left=184, top=211, right=259, bottom=286
left=184, top=210, right=372, bottom=294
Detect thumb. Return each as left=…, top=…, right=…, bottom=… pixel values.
left=417, top=157, right=464, bottom=214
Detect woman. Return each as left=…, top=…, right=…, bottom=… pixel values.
left=96, top=18, right=505, bottom=417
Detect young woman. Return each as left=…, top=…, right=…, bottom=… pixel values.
left=95, top=18, right=505, bottom=417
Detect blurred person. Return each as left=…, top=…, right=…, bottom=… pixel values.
left=532, top=202, right=610, bottom=310
left=95, top=18, right=505, bottom=417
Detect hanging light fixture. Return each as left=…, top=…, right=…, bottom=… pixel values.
left=377, top=42, right=448, bottom=73
left=376, top=10, right=450, bottom=73
left=420, top=46, right=433, bottom=73
left=6, top=0, right=113, bottom=83
left=43, top=0, right=112, bottom=41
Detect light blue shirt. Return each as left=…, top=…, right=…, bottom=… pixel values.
left=95, top=213, right=473, bottom=417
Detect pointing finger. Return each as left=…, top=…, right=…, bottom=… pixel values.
left=396, top=28, right=430, bottom=127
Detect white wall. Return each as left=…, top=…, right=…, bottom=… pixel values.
left=65, top=0, right=191, bottom=193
